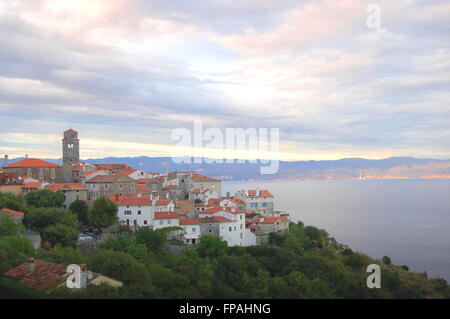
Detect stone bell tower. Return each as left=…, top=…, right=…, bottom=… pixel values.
left=62, top=129, right=80, bottom=165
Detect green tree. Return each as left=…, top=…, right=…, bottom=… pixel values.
left=25, top=207, right=78, bottom=233
left=69, top=200, right=89, bottom=226
left=382, top=256, right=392, bottom=265
left=0, top=236, right=34, bottom=273
left=89, top=249, right=150, bottom=285
left=100, top=234, right=148, bottom=259
left=42, top=224, right=79, bottom=247
left=25, top=190, right=65, bottom=208
left=0, top=192, right=28, bottom=213
left=88, top=197, right=118, bottom=230
left=197, top=236, right=228, bottom=258
left=0, top=215, right=25, bottom=237
left=134, top=227, right=166, bottom=254
left=37, top=245, right=88, bottom=265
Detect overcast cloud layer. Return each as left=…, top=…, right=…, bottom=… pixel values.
left=0, top=0, right=449, bottom=160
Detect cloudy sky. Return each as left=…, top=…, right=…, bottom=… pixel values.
left=0, top=0, right=449, bottom=161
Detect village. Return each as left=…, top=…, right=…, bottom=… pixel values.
left=0, top=129, right=290, bottom=249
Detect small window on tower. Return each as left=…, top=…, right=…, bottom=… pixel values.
left=68, top=144, right=74, bottom=149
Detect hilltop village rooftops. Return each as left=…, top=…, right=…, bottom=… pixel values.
left=154, top=211, right=180, bottom=219
left=190, top=173, right=221, bottom=182
left=180, top=218, right=202, bottom=225
left=45, top=183, right=86, bottom=192
left=85, top=175, right=135, bottom=183
left=4, top=158, right=61, bottom=168
left=106, top=194, right=152, bottom=206
left=252, top=216, right=290, bottom=224
left=207, top=197, right=244, bottom=206
left=199, top=207, right=246, bottom=214
left=244, top=189, right=273, bottom=198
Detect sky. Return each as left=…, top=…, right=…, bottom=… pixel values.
left=0, top=0, right=449, bottom=161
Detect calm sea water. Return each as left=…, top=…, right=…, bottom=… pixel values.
left=222, top=179, right=450, bottom=281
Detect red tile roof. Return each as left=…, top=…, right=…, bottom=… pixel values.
left=22, top=182, right=42, bottom=189
left=190, top=173, right=220, bottom=182
left=199, top=206, right=223, bottom=214
left=80, top=169, right=104, bottom=177
left=253, top=216, right=289, bottom=224
left=180, top=218, right=202, bottom=225
left=200, top=216, right=233, bottom=223
left=138, top=184, right=149, bottom=192
left=246, top=189, right=273, bottom=197
left=95, top=164, right=131, bottom=171
left=45, top=183, right=86, bottom=192
left=0, top=208, right=24, bottom=218
left=107, top=195, right=152, bottom=206
left=155, top=199, right=172, bottom=206
left=64, top=129, right=77, bottom=134
left=116, top=169, right=138, bottom=176
left=137, top=178, right=152, bottom=184
left=6, top=158, right=60, bottom=168
left=3, top=259, right=68, bottom=292
left=154, top=211, right=180, bottom=219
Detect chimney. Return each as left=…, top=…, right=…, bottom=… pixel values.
left=80, top=264, right=88, bottom=288
left=27, top=257, right=35, bottom=276
left=3, top=155, right=8, bottom=167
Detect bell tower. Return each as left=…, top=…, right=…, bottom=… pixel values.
left=62, top=129, right=80, bottom=165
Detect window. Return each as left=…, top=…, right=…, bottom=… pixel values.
left=138, top=210, right=141, bottom=215
left=144, top=220, right=147, bottom=225
left=192, top=227, right=196, bottom=233
left=229, top=227, right=232, bottom=232
left=168, top=219, right=172, bottom=225
left=240, top=215, right=243, bottom=220
left=160, top=220, right=163, bottom=225
left=240, top=224, right=243, bottom=229
left=262, top=203, right=268, bottom=207
left=234, top=226, right=236, bottom=231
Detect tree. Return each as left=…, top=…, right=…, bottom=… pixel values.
left=134, top=227, right=166, bottom=254
left=382, top=256, right=392, bottom=265
left=0, top=215, right=24, bottom=237
left=69, top=200, right=89, bottom=226
left=37, top=245, right=88, bottom=265
left=197, top=236, right=228, bottom=258
left=0, top=236, right=34, bottom=273
left=42, top=224, right=79, bottom=247
left=25, top=207, right=78, bottom=233
left=100, top=234, right=148, bottom=259
left=25, top=190, right=65, bottom=208
left=89, top=249, right=150, bottom=285
left=88, top=197, right=118, bottom=230
left=0, top=192, right=29, bottom=217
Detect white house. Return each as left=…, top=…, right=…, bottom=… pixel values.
left=180, top=218, right=202, bottom=245
left=108, top=195, right=153, bottom=228
left=152, top=198, right=175, bottom=212
left=153, top=211, right=180, bottom=230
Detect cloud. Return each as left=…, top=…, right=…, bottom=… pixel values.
left=0, top=0, right=449, bottom=161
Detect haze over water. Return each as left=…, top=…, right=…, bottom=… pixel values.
left=223, top=179, right=450, bottom=281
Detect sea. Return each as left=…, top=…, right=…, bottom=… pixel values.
left=222, top=179, right=450, bottom=281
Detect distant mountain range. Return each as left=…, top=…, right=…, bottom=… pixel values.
left=6, top=156, right=450, bottom=181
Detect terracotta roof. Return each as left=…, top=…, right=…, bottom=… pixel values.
left=85, top=175, right=119, bottom=183
left=3, top=259, right=68, bottom=292
left=116, top=169, right=138, bottom=176
left=80, top=170, right=104, bottom=177
left=190, top=173, right=221, bottom=182
left=180, top=218, right=202, bottom=225
left=64, top=129, right=77, bottom=134
left=137, top=178, right=152, bottom=184
left=245, top=189, right=273, bottom=197
left=253, top=217, right=289, bottom=224
left=138, top=184, right=149, bottom=192
left=107, top=195, right=152, bottom=206
left=200, top=216, right=233, bottom=223
left=154, top=211, right=180, bottom=219
left=45, top=183, right=86, bottom=192
left=95, top=164, right=131, bottom=171
left=155, top=199, right=172, bottom=206
left=199, top=206, right=223, bottom=214
left=6, top=158, right=60, bottom=168
left=0, top=208, right=24, bottom=218
left=223, top=207, right=246, bottom=214
left=207, top=197, right=243, bottom=207
left=22, top=182, right=42, bottom=189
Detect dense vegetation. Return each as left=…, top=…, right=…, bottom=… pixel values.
left=0, top=191, right=449, bottom=299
